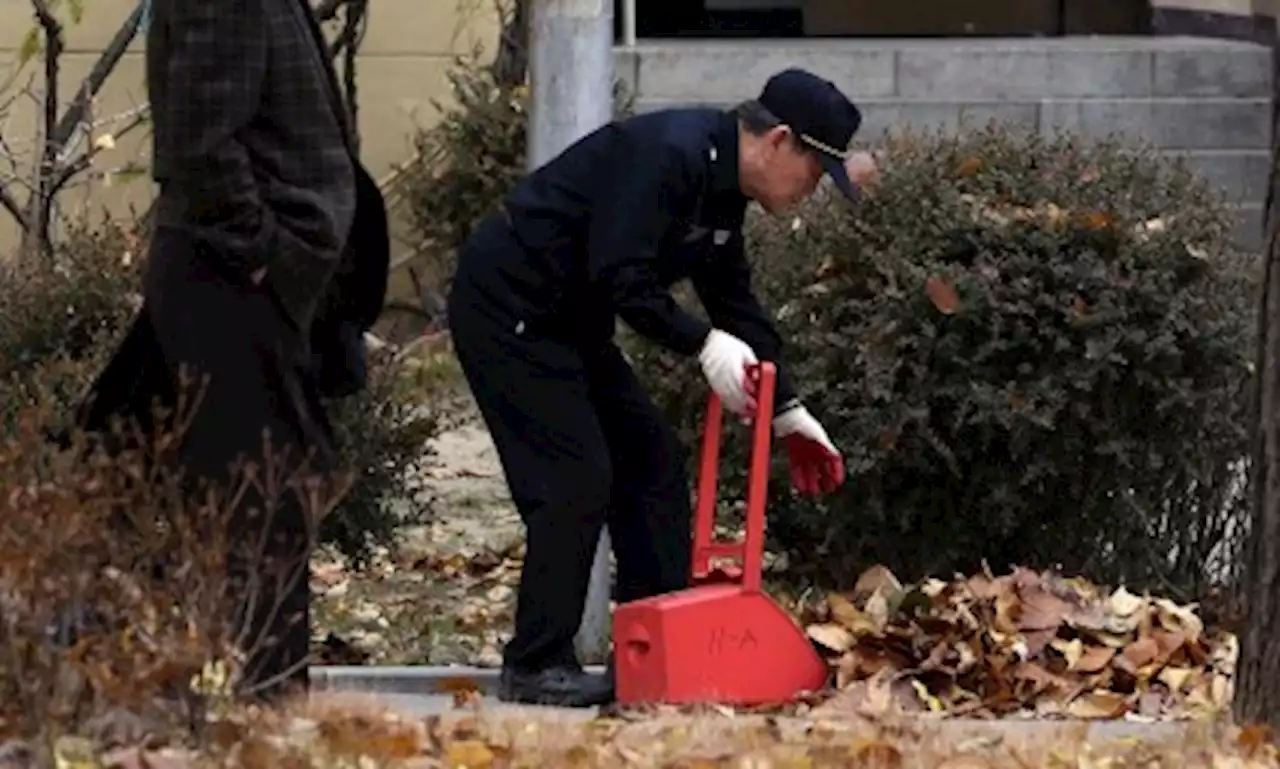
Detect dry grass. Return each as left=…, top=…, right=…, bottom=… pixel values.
left=0, top=387, right=346, bottom=764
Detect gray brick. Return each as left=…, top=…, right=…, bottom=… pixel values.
left=896, top=48, right=1153, bottom=99
left=1040, top=98, right=1271, bottom=150
left=633, top=44, right=896, bottom=102
left=1231, top=205, right=1264, bottom=252
left=1166, top=151, right=1270, bottom=205
left=614, top=50, right=640, bottom=101
left=860, top=100, right=1041, bottom=138
left=1153, top=49, right=1272, bottom=98
left=1047, top=50, right=1155, bottom=98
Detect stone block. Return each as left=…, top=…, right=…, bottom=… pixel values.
left=896, top=47, right=1154, bottom=99
left=1040, top=98, right=1271, bottom=150
left=1168, top=150, right=1270, bottom=205
left=633, top=43, right=896, bottom=102
left=860, top=100, right=1041, bottom=138
left=1153, top=48, right=1272, bottom=98
left=1231, top=205, right=1264, bottom=252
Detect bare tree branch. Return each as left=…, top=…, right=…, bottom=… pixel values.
left=26, top=0, right=64, bottom=257
left=0, top=188, right=23, bottom=226
left=1, top=1, right=146, bottom=255
left=51, top=105, right=151, bottom=197
left=51, top=2, right=146, bottom=148
left=314, top=0, right=345, bottom=22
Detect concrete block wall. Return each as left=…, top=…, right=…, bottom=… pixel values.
left=616, top=37, right=1272, bottom=249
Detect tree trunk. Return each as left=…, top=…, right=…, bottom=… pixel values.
left=1234, top=36, right=1280, bottom=728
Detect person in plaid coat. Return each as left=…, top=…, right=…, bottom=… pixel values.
left=76, top=0, right=389, bottom=701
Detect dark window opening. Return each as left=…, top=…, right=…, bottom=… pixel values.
left=614, top=0, right=1152, bottom=39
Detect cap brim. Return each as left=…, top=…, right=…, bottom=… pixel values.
left=819, top=153, right=859, bottom=202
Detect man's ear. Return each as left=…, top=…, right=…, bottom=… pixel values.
left=764, top=124, right=792, bottom=151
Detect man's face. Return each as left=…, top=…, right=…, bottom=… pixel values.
left=753, top=127, right=824, bottom=214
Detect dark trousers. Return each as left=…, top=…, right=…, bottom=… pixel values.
left=87, top=226, right=336, bottom=701
left=447, top=225, right=694, bottom=672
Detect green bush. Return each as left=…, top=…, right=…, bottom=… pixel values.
left=0, top=217, right=439, bottom=565
left=627, top=127, right=1255, bottom=599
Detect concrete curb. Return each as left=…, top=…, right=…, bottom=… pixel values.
left=310, top=665, right=608, bottom=696
left=309, top=667, right=1213, bottom=748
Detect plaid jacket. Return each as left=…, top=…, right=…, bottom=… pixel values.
left=147, top=0, right=364, bottom=333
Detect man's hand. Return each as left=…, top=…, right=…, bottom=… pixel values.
left=845, top=151, right=881, bottom=196
left=774, top=406, right=845, bottom=495
left=699, top=329, right=758, bottom=416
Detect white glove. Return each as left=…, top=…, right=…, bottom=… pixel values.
left=698, top=329, right=758, bottom=416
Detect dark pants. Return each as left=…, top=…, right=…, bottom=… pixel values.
left=447, top=223, right=693, bottom=672
left=87, top=226, right=336, bottom=701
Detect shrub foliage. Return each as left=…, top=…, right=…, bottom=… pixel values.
left=628, top=128, right=1254, bottom=598
left=0, top=218, right=439, bottom=564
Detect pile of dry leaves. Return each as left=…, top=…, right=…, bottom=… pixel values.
left=803, top=566, right=1237, bottom=721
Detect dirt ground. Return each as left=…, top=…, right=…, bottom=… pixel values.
left=312, top=368, right=527, bottom=667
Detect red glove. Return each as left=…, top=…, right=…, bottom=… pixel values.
left=773, top=406, right=845, bottom=496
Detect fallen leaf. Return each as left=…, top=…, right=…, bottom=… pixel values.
left=852, top=565, right=902, bottom=600
left=1153, top=598, right=1204, bottom=642
left=1075, top=645, right=1117, bottom=674
left=827, top=592, right=879, bottom=635
left=436, top=677, right=482, bottom=694
left=1108, top=586, right=1146, bottom=618
left=924, top=277, right=959, bottom=315
left=1077, top=210, right=1113, bottom=231
left=956, top=156, right=982, bottom=178
left=445, top=740, right=495, bottom=768
left=910, top=679, right=945, bottom=712
left=1066, top=690, right=1129, bottom=719
left=807, top=623, right=856, bottom=653
left=1116, top=637, right=1160, bottom=677
left=848, top=738, right=903, bottom=768
left=1238, top=724, right=1273, bottom=758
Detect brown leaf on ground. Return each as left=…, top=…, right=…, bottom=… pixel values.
left=803, top=565, right=1236, bottom=721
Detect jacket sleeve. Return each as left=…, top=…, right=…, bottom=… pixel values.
left=153, top=0, right=276, bottom=261
left=586, top=137, right=713, bottom=356
left=689, top=225, right=801, bottom=412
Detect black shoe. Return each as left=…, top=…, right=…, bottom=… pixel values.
left=497, top=665, right=614, bottom=708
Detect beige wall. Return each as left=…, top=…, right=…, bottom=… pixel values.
left=0, top=0, right=502, bottom=250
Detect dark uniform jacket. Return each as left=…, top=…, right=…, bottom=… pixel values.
left=473, top=107, right=799, bottom=408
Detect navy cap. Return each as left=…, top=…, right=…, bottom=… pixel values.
left=757, top=68, right=863, bottom=201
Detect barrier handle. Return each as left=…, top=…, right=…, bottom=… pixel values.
left=690, top=361, right=776, bottom=592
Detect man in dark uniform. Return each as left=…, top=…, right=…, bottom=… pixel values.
left=447, top=68, right=862, bottom=707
